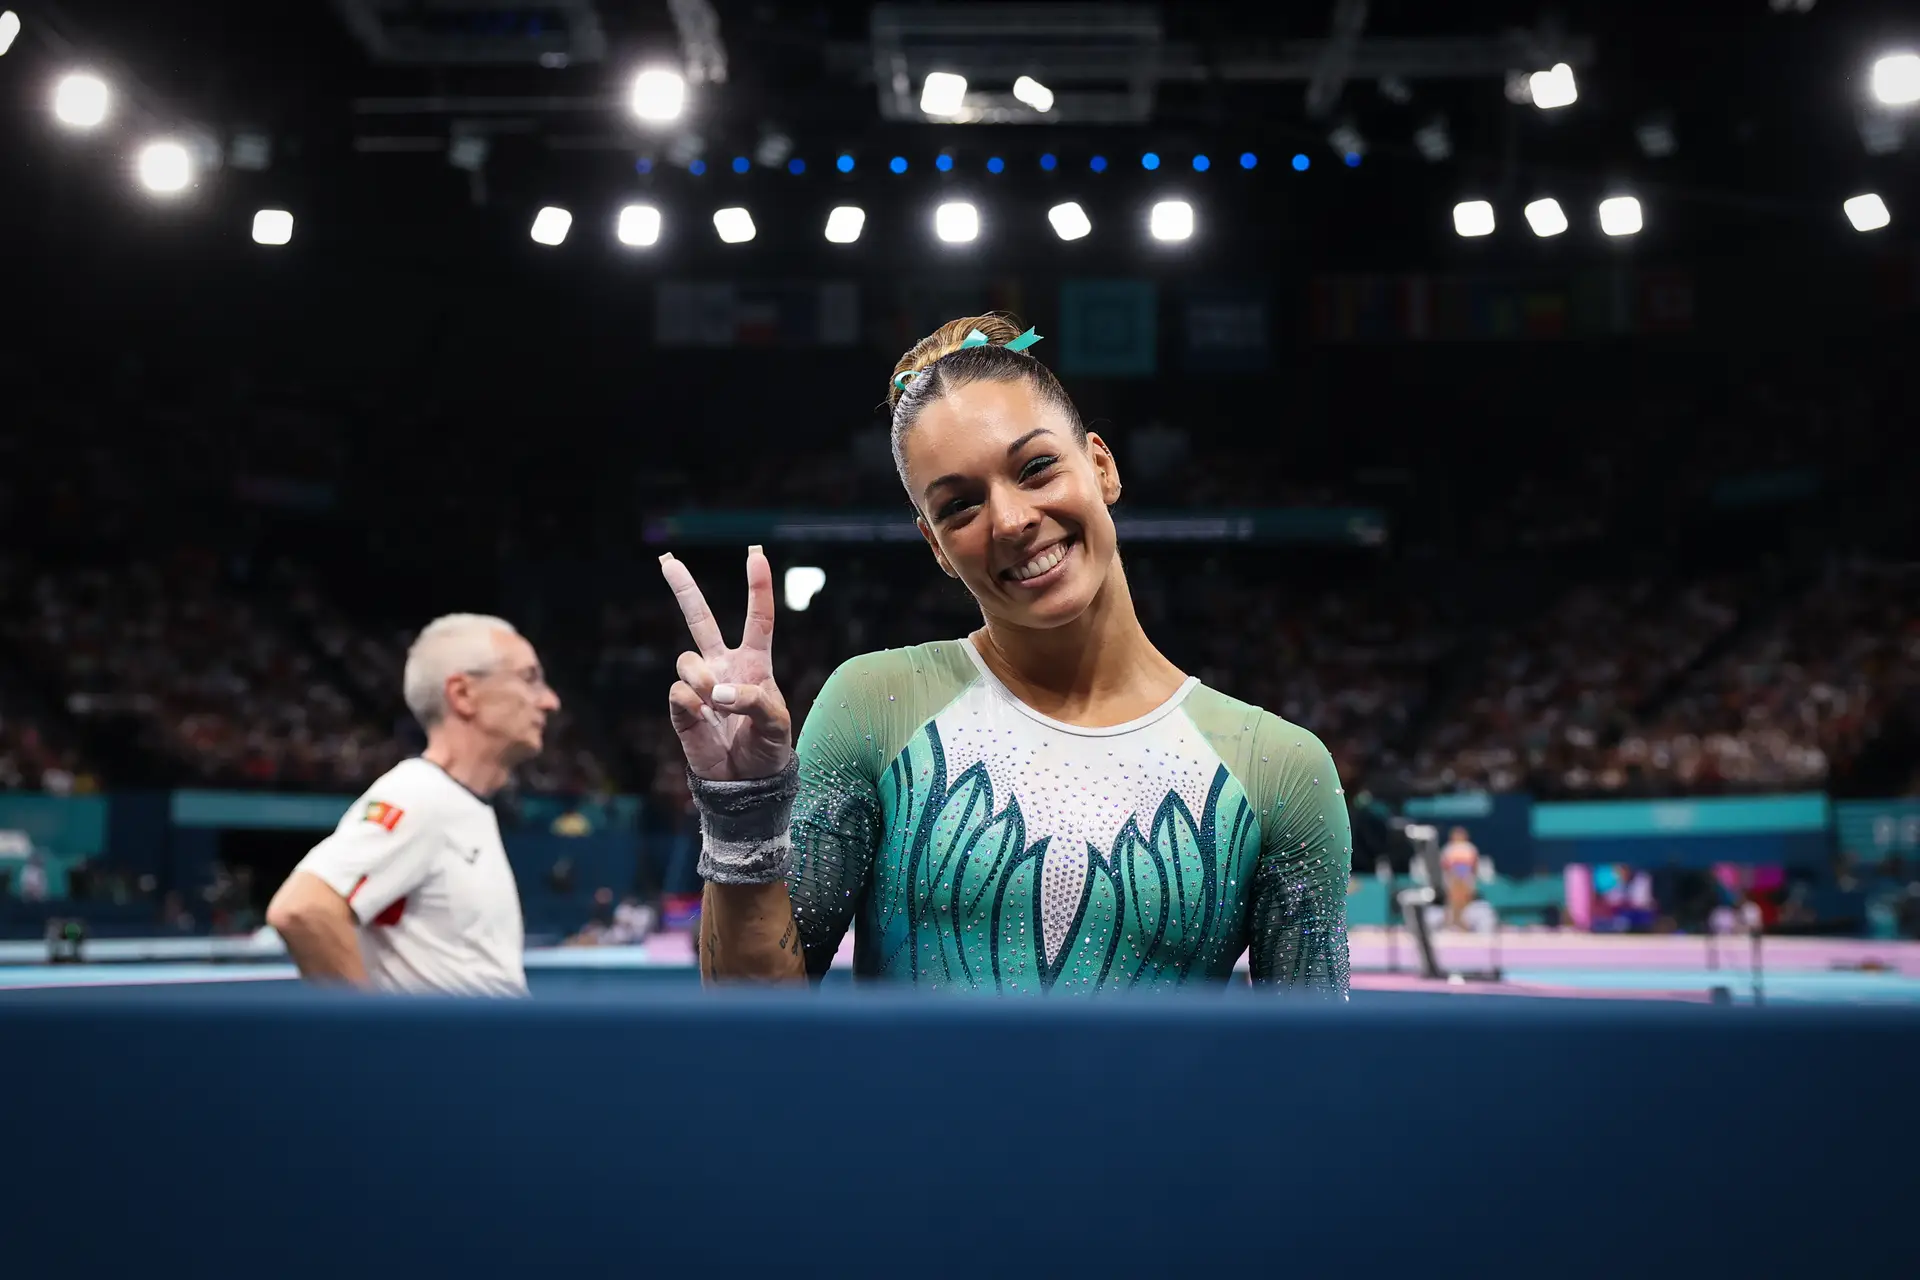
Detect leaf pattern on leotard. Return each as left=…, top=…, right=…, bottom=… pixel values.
left=872, top=722, right=1260, bottom=992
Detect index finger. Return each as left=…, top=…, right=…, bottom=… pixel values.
left=741, top=544, right=775, bottom=653
left=659, top=554, right=727, bottom=659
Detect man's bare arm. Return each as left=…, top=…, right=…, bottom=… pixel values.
left=700, top=880, right=806, bottom=982
left=265, top=871, right=370, bottom=987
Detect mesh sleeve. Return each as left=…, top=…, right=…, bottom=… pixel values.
left=1247, top=730, right=1352, bottom=998
left=785, top=660, right=887, bottom=981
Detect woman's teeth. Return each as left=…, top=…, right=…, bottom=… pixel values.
left=1007, top=540, right=1070, bottom=581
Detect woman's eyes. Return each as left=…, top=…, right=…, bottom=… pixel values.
left=939, top=457, right=1060, bottom=520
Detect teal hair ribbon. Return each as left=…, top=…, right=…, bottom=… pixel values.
left=894, top=326, right=1045, bottom=392
left=959, top=326, right=1044, bottom=351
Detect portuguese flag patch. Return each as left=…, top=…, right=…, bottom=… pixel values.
left=363, top=800, right=405, bottom=832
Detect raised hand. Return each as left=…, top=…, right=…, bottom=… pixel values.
left=660, top=545, right=792, bottom=782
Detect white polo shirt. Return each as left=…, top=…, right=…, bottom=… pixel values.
left=294, top=757, right=527, bottom=996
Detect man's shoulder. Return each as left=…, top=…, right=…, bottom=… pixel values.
left=350, top=758, right=469, bottom=828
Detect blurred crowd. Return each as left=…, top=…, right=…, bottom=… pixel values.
left=1, top=544, right=1912, bottom=804
left=1, top=323, right=1914, bottom=806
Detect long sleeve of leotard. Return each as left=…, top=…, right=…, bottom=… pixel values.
left=784, top=659, right=886, bottom=980
left=782, top=643, right=979, bottom=981
left=1246, top=728, right=1353, bottom=997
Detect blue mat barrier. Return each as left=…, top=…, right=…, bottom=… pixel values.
left=1, top=992, right=1912, bottom=1277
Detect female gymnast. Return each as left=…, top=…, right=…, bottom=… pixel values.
left=659, top=314, right=1351, bottom=995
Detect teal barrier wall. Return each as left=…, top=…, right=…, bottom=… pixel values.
left=1835, top=799, right=1920, bottom=864
left=0, top=794, right=108, bottom=858
left=170, top=790, right=356, bottom=831
left=1531, top=793, right=1830, bottom=838
left=643, top=506, right=1389, bottom=546
left=6, top=789, right=1908, bottom=891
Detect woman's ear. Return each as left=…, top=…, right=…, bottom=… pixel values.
left=916, top=516, right=961, bottom=578
left=1085, top=431, right=1123, bottom=506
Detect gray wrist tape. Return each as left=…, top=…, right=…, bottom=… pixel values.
left=690, top=756, right=800, bottom=885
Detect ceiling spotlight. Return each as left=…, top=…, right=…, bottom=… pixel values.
left=1013, top=75, right=1055, bottom=113
left=713, top=206, right=756, bottom=243
left=1530, top=63, right=1578, bottom=110
left=618, top=204, right=662, bottom=247
left=1598, top=196, right=1643, bottom=237
left=1844, top=193, right=1891, bottom=232
left=136, top=140, right=193, bottom=195
left=53, top=73, right=110, bottom=129
left=1048, top=201, right=1092, bottom=241
left=1871, top=53, right=1920, bottom=107
left=0, top=10, right=20, bottom=58
left=529, top=206, right=572, bottom=246
left=1453, top=200, right=1496, bottom=238
left=631, top=68, right=687, bottom=123
left=251, top=210, right=293, bottom=246
left=824, top=205, right=866, bottom=244
left=920, top=72, right=968, bottom=119
left=1524, top=198, right=1568, bottom=237
left=1413, top=117, right=1452, bottom=162
left=1149, top=200, right=1193, bottom=242
left=935, top=201, right=979, bottom=243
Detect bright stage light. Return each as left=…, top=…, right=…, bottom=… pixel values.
left=1530, top=62, right=1578, bottom=110
left=0, top=11, right=20, bottom=58
left=920, top=72, right=967, bottom=119
left=530, top=207, right=572, bottom=246
left=1453, top=200, right=1495, bottom=238
left=136, top=140, right=192, bottom=195
left=53, top=73, right=110, bottom=129
left=630, top=68, right=687, bottom=123
left=1013, top=76, right=1054, bottom=113
left=824, top=205, right=866, bottom=244
left=1871, top=53, right=1920, bottom=106
left=1048, top=202, right=1091, bottom=241
left=1149, top=200, right=1193, bottom=242
left=251, top=210, right=293, bottom=246
left=1844, top=193, right=1891, bottom=232
left=1524, top=197, right=1568, bottom=238
left=618, top=204, right=661, bottom=247
left=1599, top=195, right=1643, bottom=237
left=935, top=201, right=979, bottom=243
left=784, top=566, right=827, bottom=612
left=713, top=206, right=756, bottom=243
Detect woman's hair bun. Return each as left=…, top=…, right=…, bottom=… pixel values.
left=887, top=312, right=1027, bottom=408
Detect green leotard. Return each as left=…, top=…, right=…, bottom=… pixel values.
left=786, top=639, right=1351, bottom=996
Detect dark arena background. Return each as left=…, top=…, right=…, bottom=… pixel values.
left=1, top=0, right=1917, bottom=1273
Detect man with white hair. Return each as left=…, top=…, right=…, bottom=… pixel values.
left=266, top=614, right=559, bottom=995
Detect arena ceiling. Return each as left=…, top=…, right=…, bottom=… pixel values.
left=1, top=1, right=1914, bottom=269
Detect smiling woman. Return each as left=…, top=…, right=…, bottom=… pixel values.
left=662, top=314, right=1351, bottom=996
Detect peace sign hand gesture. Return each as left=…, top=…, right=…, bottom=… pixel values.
left=660, top=546, right=793, bottom=782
